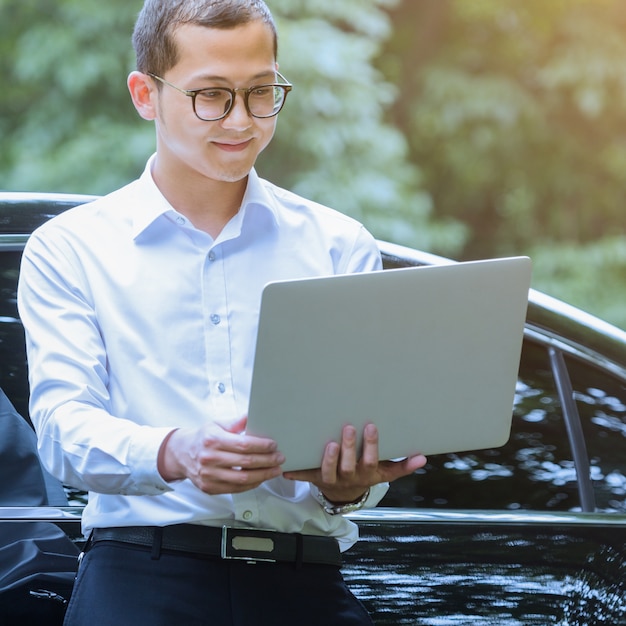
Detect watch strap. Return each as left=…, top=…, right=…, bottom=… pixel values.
left=313, top=486, right=371, bottom=515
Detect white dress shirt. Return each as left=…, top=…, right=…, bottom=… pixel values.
left=17, top=157, right=387, bottom=550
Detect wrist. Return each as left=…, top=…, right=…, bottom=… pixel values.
left=322, top=490, right=368, bottom=506
left=157, top=428, right=182, bottom=482
left=312, top=485, right=371, bottom=515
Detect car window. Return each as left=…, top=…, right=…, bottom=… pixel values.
left=380, top=339, right=582, bottom=511
left=0, top=247, right=89, bottom=507
left=567, top=355, right=626, bottom=513
left=0, top=250, right=30, bottom=423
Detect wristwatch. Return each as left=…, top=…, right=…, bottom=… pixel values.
left=312, top=486, right=371, bottom=515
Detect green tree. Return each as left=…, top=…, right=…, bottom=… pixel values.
left=0, top=0, right=461, bottom=252
left=5, top=0, right=625, bottom=327
left=0, top=0, right=148, bottom=192
left=382, top=0, right=626, bottom=327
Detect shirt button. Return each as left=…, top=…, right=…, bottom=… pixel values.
left=210, top=313, right=221, bottom=325
left=208, top=251, right=216, bottom=262
left=243, top=510, right=253, bottom=521
left=217, top=382, right=226, bottom=394
left=176, top=216, right=185, bottom=225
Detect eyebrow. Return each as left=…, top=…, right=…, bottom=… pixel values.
left=190, top=71, right=277, bottom=86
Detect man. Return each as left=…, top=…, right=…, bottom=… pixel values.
left=17, top=1, right=426, bottom=624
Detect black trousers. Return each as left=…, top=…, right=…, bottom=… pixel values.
left=63, top=540, right=374, bottom=626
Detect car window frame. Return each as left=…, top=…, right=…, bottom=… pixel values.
left=549, top=346, right=595, bottom=511
left=523, top=323, right=626, bottom=513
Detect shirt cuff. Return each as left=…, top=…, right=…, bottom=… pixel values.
left=364, top=482, right=389, bottom=508
left=128, top=426, right=177, bottom=495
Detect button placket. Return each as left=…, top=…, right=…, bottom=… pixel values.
left=202, top=247, right=236, bottom=414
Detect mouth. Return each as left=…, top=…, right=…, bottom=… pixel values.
left=213, top=138, right=253, bottom=153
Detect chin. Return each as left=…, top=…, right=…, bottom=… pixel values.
left=210, top=167, right=254, bottom=184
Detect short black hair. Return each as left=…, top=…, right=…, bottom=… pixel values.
left=132, top=0, right=278, bottom=76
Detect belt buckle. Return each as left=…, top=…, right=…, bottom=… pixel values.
left=221, top=526, right=277, bottom=563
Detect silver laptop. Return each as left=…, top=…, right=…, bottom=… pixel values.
left=246, top=257, right=532, bottom=472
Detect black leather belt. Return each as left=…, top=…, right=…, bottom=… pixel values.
left=91, top=524, right=342, bottom=567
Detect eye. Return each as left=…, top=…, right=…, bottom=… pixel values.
left=197, top=89, right=229, bottom=101
left=250, top=86, right=274, bottom=98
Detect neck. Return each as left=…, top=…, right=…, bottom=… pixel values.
left=151, top=160, right=248, bottom=238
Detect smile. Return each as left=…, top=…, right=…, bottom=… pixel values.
left=213, top=139, right=253, bottom=152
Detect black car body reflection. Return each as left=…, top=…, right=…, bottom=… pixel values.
left=0, top=193, right=625, bottom=624
left=345, top=511, right=626, bottom=625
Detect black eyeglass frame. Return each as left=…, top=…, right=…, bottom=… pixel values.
left=148, top=71, right=293, bottom=121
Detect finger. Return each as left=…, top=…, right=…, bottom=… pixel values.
left=197, top=464, right=283, bottom=495
left=193, top=429, right=284, bottom=475
left=378, top=453, right=427, bottom=482
left=282, top=468, right=319, bottom=482
left=223, top=415, right=248, bottom=434
left=360, top=423, right=380, bottom=470
left=221, top=450, right=286, bottom=470
left=212, top=429, right=279, bottom=456
left=320, top=440, right=340, bottom=484
left=196, top=437, right=284, bottom=469
left=339, top=424, right=358, bottom=474
left=406, top=453, right=428, bottom=472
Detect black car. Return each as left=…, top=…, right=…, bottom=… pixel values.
left=1, top=193, right=625, bottom=624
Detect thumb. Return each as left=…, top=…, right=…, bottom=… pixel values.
left=223, top=415, right=248, bottom=435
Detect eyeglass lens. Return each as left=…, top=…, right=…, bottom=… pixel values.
left=194, top=85, right=287, bottom=120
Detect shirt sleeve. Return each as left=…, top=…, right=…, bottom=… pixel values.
left=17, top=229, right=173, bottom=497
left=340, top=225, right=383, bottom=275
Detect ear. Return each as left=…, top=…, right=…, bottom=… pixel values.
left=127, top=71, right=158, bottom=121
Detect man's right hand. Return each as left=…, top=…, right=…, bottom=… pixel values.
left=157, top=416, right=285, bottom=494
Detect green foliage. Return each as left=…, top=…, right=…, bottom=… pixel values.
left=529, top=237, right=626, bottom=330
left=2, top=0, right=625, bottom=327
left=0, top=0, right=150, bottom=191
left=0, top=0, right=460, bottom=253
left=383, top=0, right=626, bottom=327
left=264, top=6, right=464, bottom=251
left=386, top=0, right=626, bottom=251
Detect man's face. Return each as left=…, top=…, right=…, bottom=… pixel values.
left=152, top=20, right=279, bottom=186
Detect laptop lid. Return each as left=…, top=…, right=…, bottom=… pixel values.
left=246, top=256, right=532, bottom=472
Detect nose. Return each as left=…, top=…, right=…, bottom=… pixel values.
left=220, top=90, right=252, bottom=130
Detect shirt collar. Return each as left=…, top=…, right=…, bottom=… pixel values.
left=240, top=169, right=280, bottom=229
left=131, top=156, right=279, bottom=240
left=131, top=156, right=177, bottom=239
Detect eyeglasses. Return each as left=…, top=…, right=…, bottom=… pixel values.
left=148, top=71, right=293, bottom=121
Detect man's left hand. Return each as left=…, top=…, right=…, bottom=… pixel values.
left=283, top=423, right=427, bottom=504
